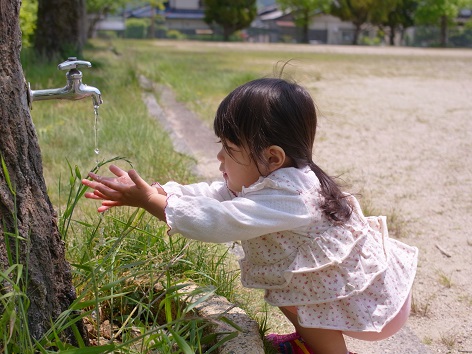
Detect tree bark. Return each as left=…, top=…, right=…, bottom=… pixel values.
left=440, top=15, right=448, bottom=47
left=34, top=0, right=86, bottom=60
left=0, top=0, right=86, bottom=346
left=352, top=24, right=362, bottom=45
left=389, top=25, right=396, bottom=45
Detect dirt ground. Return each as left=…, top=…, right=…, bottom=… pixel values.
left=150, top=42, right=472, bottom=353
left=307, top=45, right=472, bottom=354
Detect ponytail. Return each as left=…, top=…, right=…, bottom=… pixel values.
left=308, top=161, right=352, bottom=223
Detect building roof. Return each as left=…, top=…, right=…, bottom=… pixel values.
left=165, top=9, right=205, bottom=20
left=96, top=18, right=126, bottom=31
left=124, top=5, right=204, bottom=20
left=458, top=8, right=471, bottom=19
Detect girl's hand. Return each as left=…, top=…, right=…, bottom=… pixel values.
left=81, top=165, right=167, bottom=219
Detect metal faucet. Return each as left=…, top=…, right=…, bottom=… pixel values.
left=28, top=57, right=103, bottom=109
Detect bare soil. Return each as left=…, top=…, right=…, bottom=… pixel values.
left=151, top=42, right=472, bottom=354
left=308, top=45, right=472, bottom=354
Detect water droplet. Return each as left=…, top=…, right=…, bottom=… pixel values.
left=94, top=148, right=100, bottom=155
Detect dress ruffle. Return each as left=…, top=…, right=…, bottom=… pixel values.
left=291, top=235, right=417, bottom=332
left=240, top=215, right=391, bottom=299
left=240, top=193, right=418, bottom=332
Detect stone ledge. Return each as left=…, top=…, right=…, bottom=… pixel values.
left=182, top=285, right=265, bottom=354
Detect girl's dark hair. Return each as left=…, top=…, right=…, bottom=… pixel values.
left=213, top=77, right=352, bottom=223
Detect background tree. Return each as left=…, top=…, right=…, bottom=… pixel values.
left=203, top=0, right=257, bottom=41
left=277, top=0, right=333, bottom=43
left=34, top=0, right=86, bottom=60
left=86, top=0, right=129, bottom=38
left=330, top=0, right=399, bottom=44
left=147, top=0, right=165, bottom=39
left=382, top=0, right=418, bottom=45
left=415, top=0, right=470, bottom=46
left=19, top=0, right=38, bottom=47
left=1, top=0, right=86, bottom=346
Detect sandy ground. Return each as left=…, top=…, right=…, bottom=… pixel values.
left=308, top=45, right=472, bottom=354
left=148, top=42, right=472, bottom=354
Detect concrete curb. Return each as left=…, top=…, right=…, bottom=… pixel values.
left=184, top=285, right=265, bottom=354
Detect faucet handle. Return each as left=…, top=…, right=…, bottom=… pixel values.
left=58, top=57, right=92, bottom=71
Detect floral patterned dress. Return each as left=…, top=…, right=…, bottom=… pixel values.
left=163, top=166, right=418, bottom=332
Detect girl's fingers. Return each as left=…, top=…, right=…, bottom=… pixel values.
left=109, top=164, right=127, bottom=177
left=83, top=178, right=118, bottom=200
left=102, top=200, right=122, bottom=207
left=82, top=178, right=98, bottom=188
left=97, top=205, right=112, bottom=213
left=97, top=200, right=122, bottom=212
left=128, top=170, right=149, bottom=189
left=93, top=190, right=109, bottom=200
left=88, top=172, right=125, bottom=192
left=84, top=192, right=102, bottom=200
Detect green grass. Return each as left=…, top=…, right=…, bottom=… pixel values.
left=4, top=42, right=246, bottom=353
left=2, top=156, right=241, bottom=353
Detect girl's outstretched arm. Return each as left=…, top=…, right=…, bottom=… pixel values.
left=81, top=164, right=168, bottom=221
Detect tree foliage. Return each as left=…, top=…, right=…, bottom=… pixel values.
left=203, top=0, right=257, bottom=41
left=382, top=0, right=418, bottom=45
left=19, top=0, right=38, bottom=47
left=276, top=0, right=332, bottom=43
left=415, top=0, right=466, bottom=25
left=415, top=0, right=472, bottom=46
left=331, top=0, right=400, bottom=44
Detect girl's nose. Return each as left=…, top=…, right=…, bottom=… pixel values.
left=216, top=147, right=224, bottom=162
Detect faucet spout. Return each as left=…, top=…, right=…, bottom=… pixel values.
left=27, top=58, right=103, bottom=109
left=76, top=82, right=103, bottom=107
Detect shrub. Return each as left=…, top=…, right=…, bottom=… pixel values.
left=125, top=18, right=149, bottom=39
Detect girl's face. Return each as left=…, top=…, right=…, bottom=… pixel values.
left=216, top=141, right=265, bottom=194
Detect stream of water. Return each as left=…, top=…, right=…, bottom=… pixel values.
left=93, top=105, right=100, bottom=155
left=94, top=105, right=100, bottom=158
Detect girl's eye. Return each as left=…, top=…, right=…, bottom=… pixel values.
left=225, top=142, right=240, bottom=151
left=227, top=146, right=240, bottom=153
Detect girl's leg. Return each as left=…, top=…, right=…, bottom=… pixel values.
left=279, top=306, right=348, bottom=354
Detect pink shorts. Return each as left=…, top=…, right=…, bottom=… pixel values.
left=285, top=292, right=412, bottom=341
left=343, top=292, right=412, bottom=341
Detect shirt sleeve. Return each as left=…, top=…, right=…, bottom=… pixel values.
left=162, top=180, right=233, bottom=201
left=165, top=187, right=312, bottom=243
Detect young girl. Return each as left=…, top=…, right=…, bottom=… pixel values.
left=82, top=78, right=418, bottom=354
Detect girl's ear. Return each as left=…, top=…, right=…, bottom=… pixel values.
left=265, top=145, right=289, bottom=172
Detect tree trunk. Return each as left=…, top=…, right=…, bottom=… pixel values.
left=389, top=25, right=396, bottom=45
left=0, top=0, right=86, bottom=346
left=87, top=5, right=112, bottom=39
left=148, top=6, right=156, bottom=39
left=302, top=22, right=309, bottom=44
left=440, top=15, right=448, bottom=47
left=34, top=0, right=86, bottom=60
left=301, top=10, right=309, bottom=44
left=223, top=27, right=231, bottom=41
left=87, top=13, right=103, bottom=39
left=352, top=24, right=362, bottom=45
